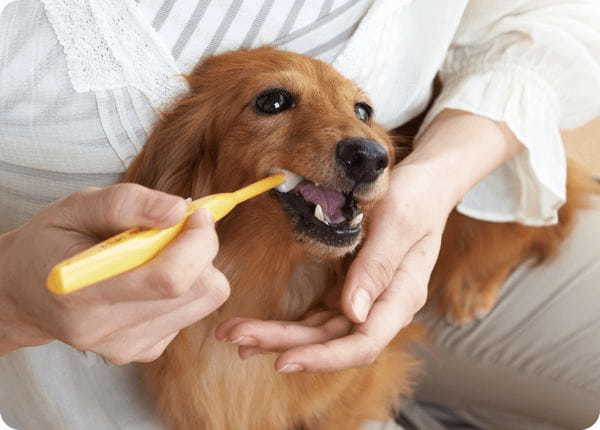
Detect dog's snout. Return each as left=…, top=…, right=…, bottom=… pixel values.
left=336, top=138, right=389, bottom=184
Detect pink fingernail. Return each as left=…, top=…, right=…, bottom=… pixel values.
left=352, top=288, right=371, bottom=322
left=278, top=363, right=303, bottom=373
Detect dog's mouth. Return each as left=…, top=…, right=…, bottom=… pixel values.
left=271, top=169, right=364, bottom=248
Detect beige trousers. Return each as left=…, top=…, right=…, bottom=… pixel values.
left=366, top=204, right=600, bottom=430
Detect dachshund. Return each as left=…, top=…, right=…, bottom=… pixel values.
left=123, top=47, right=596, bottom=429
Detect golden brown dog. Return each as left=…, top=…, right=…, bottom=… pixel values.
left=123, top=47, right=596, bottom=429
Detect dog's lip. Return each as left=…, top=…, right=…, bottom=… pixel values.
left=270, top=168, right=363, bottom=225
left=270, top=168, right=347, bottom=196
left=269, top=168, right=364, bottom=247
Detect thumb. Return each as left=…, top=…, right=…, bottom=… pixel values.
left=50, top=184, right=188, bottom=238
left=342, top=231, right=404, bottom=324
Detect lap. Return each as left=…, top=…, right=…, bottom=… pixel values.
left=413, top=205, right=600, bottom=429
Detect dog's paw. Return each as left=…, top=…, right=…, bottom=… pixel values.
left=442, top=285, right=499, bottom=326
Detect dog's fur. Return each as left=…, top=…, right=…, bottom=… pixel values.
left=123, top=48, right=597, bottom=429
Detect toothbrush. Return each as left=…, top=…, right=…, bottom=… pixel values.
left=47, top=174, right=285, bottom=295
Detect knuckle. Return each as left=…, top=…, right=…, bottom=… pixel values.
left=135, top=350, right=163, bottom=363
left=362, top=257, right=395, bottom=293
left=107, top=352, right=135, bottom=366
left=63, top=329, right=98, bottom=351
left=185, top=225, right=220, bottom=261
left=199, top=268, right=230, bottom=305
left=212, top=274, right=231, bottom=304
left=53, top=190, right=88, bottom=217
left=148, top=269, right=189, bottom=298
left=201, top=230, right=220, bottom=259
left=103, top=183, right=145, bottom=225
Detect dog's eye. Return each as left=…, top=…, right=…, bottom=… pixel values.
left=255, top=89, right=295, bottom=115
left=355, top=103, right=372, bottom=123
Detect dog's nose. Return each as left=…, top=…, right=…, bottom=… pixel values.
left=336, top=138, right=389, bottom=184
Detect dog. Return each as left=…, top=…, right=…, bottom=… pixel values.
left=123, top=47, right=596, bottom=429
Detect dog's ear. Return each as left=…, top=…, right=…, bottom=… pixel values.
left=122, top=92, right=218, bottom=198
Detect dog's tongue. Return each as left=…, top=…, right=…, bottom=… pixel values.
left=296, top=181, right=346, bottom=223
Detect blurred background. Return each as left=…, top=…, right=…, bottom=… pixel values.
left=564, top=118, right=600, bottom=176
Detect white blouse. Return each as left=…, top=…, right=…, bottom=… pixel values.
left=1, top=1, right=599, bottom=429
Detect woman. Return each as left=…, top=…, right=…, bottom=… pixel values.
left=1, top=1, right=599, bottom=429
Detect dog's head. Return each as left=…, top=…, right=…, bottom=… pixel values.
left=126, top=48, right=395, bottom=258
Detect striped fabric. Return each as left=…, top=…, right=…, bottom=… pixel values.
left=0, top=0, right=373, bottom=232
left=139, top=0, right=374, bottom=71
left=6, top=1, right=600, bottom=429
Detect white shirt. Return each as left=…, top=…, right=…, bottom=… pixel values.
left=1, top=1, right=599, bottom=429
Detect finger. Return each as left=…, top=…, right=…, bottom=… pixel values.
left=216, top=311, right=337, bottom=354
left=214, top=310, right=334, bottom=342
left=218, top=315, right=352, bottom=351
left=276, top=236, right=435, bottom=373
left=50, top=183, right=188, bottom=238
left=97, top=291, right=226, bottom=365
left=132, top=331, right=179, bottom=363
left=238, top=345, right=267, bottom=360
left=342, top=217, right=422, bottom=323
left=302, top=310, right=338, bottom=326
left=56, top=277, right=224, bottom=352
left=214, top=317, right=254, bottom=341
left=92, top=209, right=224, bottom=303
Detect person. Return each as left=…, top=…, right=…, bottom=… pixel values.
left=1, top=1, right=599, bottom=429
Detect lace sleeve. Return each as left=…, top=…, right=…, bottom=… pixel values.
left=40, top=0, right=188, bottom=111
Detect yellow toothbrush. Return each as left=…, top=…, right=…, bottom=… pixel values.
left=47, top=174, right=285, bottom=295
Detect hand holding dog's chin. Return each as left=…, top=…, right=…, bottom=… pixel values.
left=213, top=165, right=445, bottom=373
left=216, top=109, right=523, bottom=373
left=0, top=185, right=230, bottom=363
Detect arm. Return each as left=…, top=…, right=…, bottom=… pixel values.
left=215, top=109, right=522, bottom=371
left=215, top=0, right=600, bottom=371
left=430, top=0, right=600, bottom=225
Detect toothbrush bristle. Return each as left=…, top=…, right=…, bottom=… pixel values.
left=272, top=169, right=304, bottom=192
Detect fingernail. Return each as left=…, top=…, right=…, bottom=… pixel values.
left=352, top=288, right=371, bottom=322
left=229, top=336, right=258, bottom=347
left=278, top=363, right=303, bottom=373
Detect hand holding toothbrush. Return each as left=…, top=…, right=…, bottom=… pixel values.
left=0, top=184, right=230, bottom=364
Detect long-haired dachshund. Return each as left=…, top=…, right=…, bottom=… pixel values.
left=123, top=47, right=596, bottom=429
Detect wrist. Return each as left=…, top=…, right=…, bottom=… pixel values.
left=0, top=230, right=50, bottom=354
left=397, top=109, right=523, bottom=207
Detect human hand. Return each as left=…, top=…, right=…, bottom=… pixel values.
left=215, top=163, right=450, bottom=372
left=214, top=109, right=523, bottom=372
left=0, top=184, right=230, bottom=364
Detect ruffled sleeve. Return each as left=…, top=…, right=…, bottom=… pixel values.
left=0, top=0, right=18, bottom=16
left=420, top=0, right=600, bottom=225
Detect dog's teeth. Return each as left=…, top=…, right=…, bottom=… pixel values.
left=314, top=204, right=329, bottom=224
left=272, top=169, right=304, bottom=192
left=350, top=213, right=364, bottom=227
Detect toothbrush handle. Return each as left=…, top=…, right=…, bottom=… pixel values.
left=46, top=194, right=234, bottom=295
